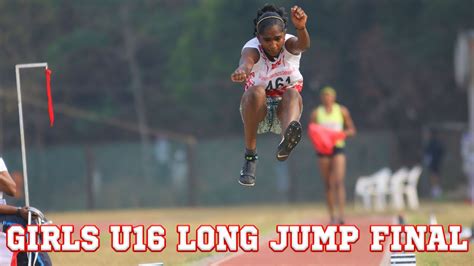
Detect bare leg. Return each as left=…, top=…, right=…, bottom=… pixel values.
left=331, top=154, right=346, bottom=222
left=241, top=86, right=267, bottom=150
left=277, top=88, right=303, bottom=133
left=319, top=157, right=335, bottom=220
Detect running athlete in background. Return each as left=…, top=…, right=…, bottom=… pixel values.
left=310, top=87, right=356, bottom=224
left=423, top=129, right=445, bottom=199
left=231, top=4, right=310, bottom=186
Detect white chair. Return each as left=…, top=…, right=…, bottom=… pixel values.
left=355, top=176, right=375, bottom=210
left=354, top=167, right=391, bottom=210
left=390, top=167, right=409, bottom=210
left=372, top=168, right=392, bottom=211
left=404, top=165, right=423, bottom=210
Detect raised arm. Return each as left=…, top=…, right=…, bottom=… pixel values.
left=285, top=5, right=310, bottom=54
left=230, top=48, right=260, bottom=83
left=341, top=106, right=356, bottom=137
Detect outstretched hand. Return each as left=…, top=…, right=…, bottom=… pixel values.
left=231, top=68, right=248, bottom=83
left=291, top=5, right=307, bottom=30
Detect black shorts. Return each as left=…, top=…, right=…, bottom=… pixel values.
left=317, top=147, right=345, bottom=157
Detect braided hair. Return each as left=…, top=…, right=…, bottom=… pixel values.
left=253, top=4, right=288, bottom=36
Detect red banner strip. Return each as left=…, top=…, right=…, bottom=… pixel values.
left=45, top=68, right=54, bottom=127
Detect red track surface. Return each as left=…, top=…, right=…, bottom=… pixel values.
left=211, top=216, right=392, bottom=266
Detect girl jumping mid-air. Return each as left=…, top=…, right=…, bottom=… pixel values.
left=231, top=4, right=310, bottom=186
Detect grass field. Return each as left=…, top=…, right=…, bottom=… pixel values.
left=45, top=201, right=473, bottom=265
left=403, top=202, right=474, bottom=266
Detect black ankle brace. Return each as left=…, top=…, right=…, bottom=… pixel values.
left=244, top=154, right=258, bottom=161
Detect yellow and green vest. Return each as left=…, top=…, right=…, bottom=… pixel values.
left=315, top=103, right=345, bottom=148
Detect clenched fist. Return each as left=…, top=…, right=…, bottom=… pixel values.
left=231, top=69, right=248, bottom=83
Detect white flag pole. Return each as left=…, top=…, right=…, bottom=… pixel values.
left=15, top=62, right=48, bottom=266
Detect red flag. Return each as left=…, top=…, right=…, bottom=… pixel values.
left=45, top=68, right=54, bottom=127
left=307, top=123, right=346, bottom=155
left=10, top=251, right=18, bottom=266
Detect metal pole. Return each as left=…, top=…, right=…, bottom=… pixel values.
left=15, top=62, right=48, bottom=266
left=15, top=65, right=30, bottom=207
left=16, top=63, right=48, bottom=69
left=469, top=33, right=474, bottom=205
left=15, top=62, right=48, bottom=206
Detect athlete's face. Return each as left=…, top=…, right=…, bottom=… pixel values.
left=321, top=92, right=336, bottom=106
left=257, top=25, right=286, bottom=58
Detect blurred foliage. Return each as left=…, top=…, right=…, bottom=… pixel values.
left=0, top=0, right=473, bottom=144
